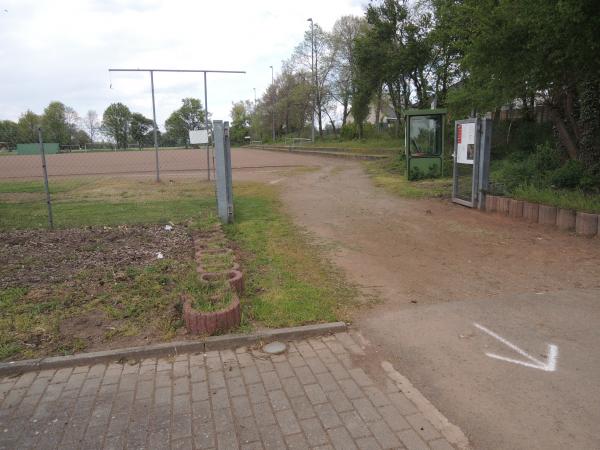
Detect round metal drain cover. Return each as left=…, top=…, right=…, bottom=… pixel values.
left=263, top=341, right=287, bottom=355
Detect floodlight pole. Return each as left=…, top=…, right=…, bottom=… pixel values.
left=204, top=72, right=210, bottom=181
left=270, top=66, right=275, bottom=142
left=150, top=70, right=160, bottom=182
left=108, top=68, right=245, bottom=182
left=307, top=18, right=315, bottom=143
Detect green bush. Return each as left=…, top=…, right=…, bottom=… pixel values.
left=490, top=141, right=599, bottom=196
left=340, top=123, right=358, bottom=140
left=549, top=160, right=585, bottom=189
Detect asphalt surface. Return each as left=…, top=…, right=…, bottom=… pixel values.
left=360, top=288, right=600, bottom=450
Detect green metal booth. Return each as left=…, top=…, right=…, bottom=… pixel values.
left=404, top=109, right=447, bottom=180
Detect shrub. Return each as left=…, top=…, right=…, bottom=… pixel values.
left=549, top=160, right=585, bottom=189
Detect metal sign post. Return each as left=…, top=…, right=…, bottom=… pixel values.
left=452, top=117, right=491, bottom=208
left=213, top=120, right=234, bottom=224
left=37, top=128, right=54, bottom=229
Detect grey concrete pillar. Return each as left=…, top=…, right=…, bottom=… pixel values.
left=213, top=120, right=234, bottom=224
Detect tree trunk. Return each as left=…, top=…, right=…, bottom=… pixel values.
left=342, top=95, right=349, bottom=127
left=549, top=107, right=578, bottom=160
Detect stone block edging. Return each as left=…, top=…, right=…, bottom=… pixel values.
left=185, top=232, right=243, bottom=336
left=0, top=322, right=348, bottom=376
left=485, top=195, right=598, bottom=237
left=182, top=293, right=242, bottom=336
left=576, top=212, right=599, bottom=237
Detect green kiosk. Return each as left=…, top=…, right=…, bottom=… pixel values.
left=404, top=109, right=447, bottom=180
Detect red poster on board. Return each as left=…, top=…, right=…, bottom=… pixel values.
left=457, top=124, right=462, bottom=144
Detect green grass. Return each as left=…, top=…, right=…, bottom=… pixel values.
left=0, top=178, right=215, bottom=229
left=0, top=179, right=88, bottom=194
left=0, top=258, right=194, bottom=360
left=0, top=198, right=214, bottom=229
left=510, top=185, right=600, bottom=213
left=364, top=157, right=452, bottom=199
left=226, top=184, right=357, bottom=328
left=0, top=176, right=358, bottom=359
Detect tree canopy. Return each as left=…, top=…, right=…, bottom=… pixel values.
left=164, top=98, right=206, bottom=147
left=102, top=103, right=131, bottom=149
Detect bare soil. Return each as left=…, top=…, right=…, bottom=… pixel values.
left=0, top=225, right=192, bottom=289
left=278, top=161, right=599, bottom=307
left=0, top=148, right=324, bottom=179
left=0, top=225, right=195, bottom=360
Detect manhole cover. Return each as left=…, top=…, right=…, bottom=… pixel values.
left=263, top=341, right=287, bottom=355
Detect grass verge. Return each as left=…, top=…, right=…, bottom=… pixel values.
left=364, top=157, right=452, bottom=199
left=227, top=183, right=357, bottom=328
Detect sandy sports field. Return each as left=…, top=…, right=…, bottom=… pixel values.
left=0, top=147, right=324, bottom=179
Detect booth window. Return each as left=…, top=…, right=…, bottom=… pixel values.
left=409, top=115, right=442, bottom=156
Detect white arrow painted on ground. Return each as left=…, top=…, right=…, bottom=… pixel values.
left=473, top=323, right=558, bottom=372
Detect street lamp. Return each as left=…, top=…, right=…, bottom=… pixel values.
left=307, top=18, right=315, bottom=143
left=269, top=65, right=275, bottom=142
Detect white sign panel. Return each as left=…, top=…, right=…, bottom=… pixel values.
left=456, top=122, right=475, bottom=164
left=189, top=129, right=208, bottom=145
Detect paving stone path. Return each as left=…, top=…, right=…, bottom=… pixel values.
left=0, top=333, right=457, bottom=449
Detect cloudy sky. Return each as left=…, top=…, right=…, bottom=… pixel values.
left=0, top=0, right=365, bottom=130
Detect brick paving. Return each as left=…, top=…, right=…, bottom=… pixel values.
left=0, top=333, right=456, bottom=449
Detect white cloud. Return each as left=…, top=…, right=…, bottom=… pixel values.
left=0, top=0, right=364, bottom=129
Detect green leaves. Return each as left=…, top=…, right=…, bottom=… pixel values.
left=102, top=102, right=131, bottom=149
left=164, top=98, right=206, bottom=147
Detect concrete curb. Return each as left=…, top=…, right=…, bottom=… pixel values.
left=247, top=145, right=389, bottom=160
left=484, top=196, right=599, bottom=237
left=0, top=322, right=347, bottom=376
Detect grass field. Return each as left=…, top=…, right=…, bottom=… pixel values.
left=0, top=177, right=358, bottom=360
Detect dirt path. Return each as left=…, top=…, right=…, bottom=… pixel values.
left=275, top=157, right=600, bottom=450
left=280, top=162, right=599, bottom=306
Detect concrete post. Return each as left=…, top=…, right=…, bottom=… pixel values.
left=213, top=120, right=234, bottom=224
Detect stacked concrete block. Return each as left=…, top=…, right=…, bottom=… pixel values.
left=485, top=195, right=498, bottom=213
left=496, top=197, right=510, bottom=215
left=538, top=205, right=558, bottom=226
left=576, top=212, right=599, bottom=237
left=508, top=199, right=524, bottom=219
left=523, top=202, right=539, bottom=223
left=481, top=195, right=599, bottom=238
left=556, top=208, right=576, bottom=231
left=184, top=230, right=243, bottom=336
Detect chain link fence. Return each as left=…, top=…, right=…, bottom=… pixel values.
left=0, top=128, right=218, bottom=230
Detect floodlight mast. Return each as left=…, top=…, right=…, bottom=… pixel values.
left=108, top=68, right=246, bottom=181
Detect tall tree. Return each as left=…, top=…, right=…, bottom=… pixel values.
left=164, top=98, right=206, bottom=147
left=292, top=23, right=337, bottom=136
left=102, top=103, right=131, bottom=149
left=17, top=110, right=40, bottom=143
left=230, top=101, right=252, bottom=144
left=444, top=0, right=600, bottom=168
left=129, top=113, right=153, bottom=149
left=42, top=101, right=70, bottom=144
left=331, top=16, right=366, bottom=127
left=83, top=110, right=100, bottom=143
left=0, top=120, right=18, bottom=148
left=65, top=106, right=80, bottom=144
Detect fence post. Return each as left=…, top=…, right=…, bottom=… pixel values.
left=37, top=128, right=54, bottom=229
left=213, top=120, right=234, bottom=223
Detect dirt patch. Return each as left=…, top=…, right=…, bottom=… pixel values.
left=0, top=224, right=198, bottom=361
left=0, top=225, right=191, bottom=290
